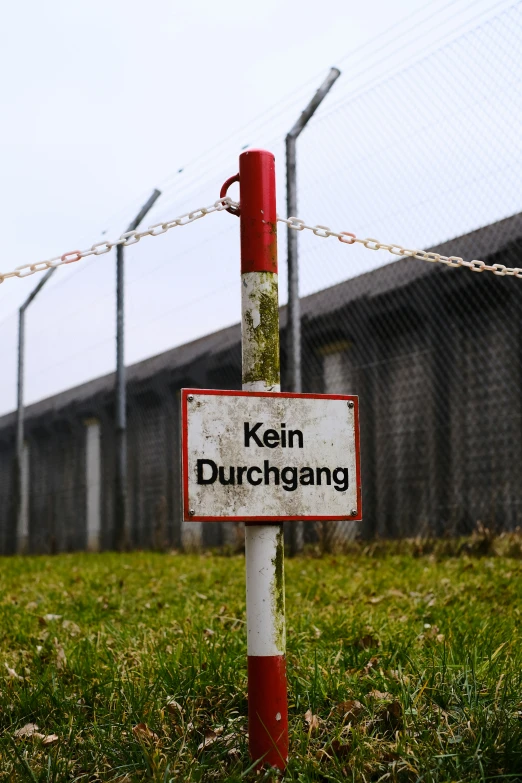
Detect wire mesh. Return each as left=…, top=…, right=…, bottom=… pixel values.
left=0, top=1, right=521, bottom=554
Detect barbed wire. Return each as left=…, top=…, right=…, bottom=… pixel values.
left=2, top=196, right=521, bottom=286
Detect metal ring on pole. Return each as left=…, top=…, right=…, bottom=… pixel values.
left=220, top=174, right=240, bottom=216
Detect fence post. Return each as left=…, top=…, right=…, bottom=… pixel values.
left=285, top=67, right=341, bottom=556
left=15, top=306, right=25, bottom=553
left=114, top=188, right=161, bottom=551
left=16, top=266, right=57, bottom=553
left=239, top=149, right=288, bottom=769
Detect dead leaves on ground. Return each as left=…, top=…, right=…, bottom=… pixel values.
left=160, top=698, right=242, bottom=758
left=38, top=614, right=62, bottom=625
left=355, top=634, right=380, bottom=650
left=53, top=638, right=67, bottom=670
left=334, top=699, right=364, bottom=722
left=311, top=690, right=404, bottom=763
left=197, top=725, right=240, bottom=756
left=132, top=723, right=159, bottom=743
left=304, top=709, right=320, bottom=733
left=62, top=619, right=81, bottom=636
left=368, top=690, right=393, bottom=701
left=367, top=691, right=403, bottom=734
left=13, top=723, right=59, bottom=745
left=4, top=662, right=22, bottom=680
left=197, top=727, right=221, bottom=751
left=418, top=624, right=445, bottom=644
left=13, top=723, right=39, bottom=738
left=329, top=737, right=352, bottom=759
left=166, top=697, right=183, bottom=716
left=42, top=733, right=59, bottom=746
left=377, top=700, right=403, bottom=734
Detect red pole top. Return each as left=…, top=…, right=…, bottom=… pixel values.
left=239, top=149, right=278, bottom=275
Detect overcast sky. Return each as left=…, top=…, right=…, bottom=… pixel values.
left=1, top=0, right=520, bottom=416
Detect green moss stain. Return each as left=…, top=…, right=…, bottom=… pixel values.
left=243, top=273, right=280, bottom=388
left=271, top=526, right=285, bottom=651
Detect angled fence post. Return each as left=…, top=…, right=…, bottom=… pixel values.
left=114, top=188, right=161, bottom=551
left=16, top=266, right=57, bottom=553
left=285, top=66, right=341, bottom=555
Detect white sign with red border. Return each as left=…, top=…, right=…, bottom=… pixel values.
left=181, top=389, right=361, bottom=522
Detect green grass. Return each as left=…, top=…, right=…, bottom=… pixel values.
left=1, top=546, right=522, bottom=782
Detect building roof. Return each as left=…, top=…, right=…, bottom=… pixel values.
left=1, top=210, right=521, bottom=430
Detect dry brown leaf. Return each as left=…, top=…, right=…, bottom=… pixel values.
left=378, top=700, right=403, bottom=733
left=330, top=738, right=352, bottom=758
left=363, top=656, right=380, bottom=674
left=367, top=595, right=384, bottom=605
left=132, top=723, right=159, bottom=742
left=42, top=733, right=59, bottom=745
left=356, top=635, right=379, bottom=650
left=387, top=588, right=406, bottom=598
left=198, top=728, right=220, bottom=751
left=380, top=750, right=401, bottom=762
left=166, top=697, right=183, bottom=715
left=335, top=699, right=363, bottom=722
left=4, top=663, right=22, bottom=680
left=203, top=628, right=215, bottom=637
left=53, top=639, right=67, bottom=670
left=304, top=709, right=320, bottom=733
left=62, top=620, right=81, bottom=636
left=197, top=736, right=217, bottom=751
left=14, top=723, right=39, bottom=739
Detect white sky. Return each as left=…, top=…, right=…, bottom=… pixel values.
left=1, top=0, right=520, bottom=416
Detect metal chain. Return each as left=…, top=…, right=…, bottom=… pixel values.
left=0, top=197, right=236, bottom=285
left=3, top=195, right=520, bottom=285
left=277, top=215, right=522, bottom=278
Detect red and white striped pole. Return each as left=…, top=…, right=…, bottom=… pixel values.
left=233, top=149, right=288, bottom=769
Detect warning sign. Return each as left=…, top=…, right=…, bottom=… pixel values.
left=181, top=389, right=361, bottom=522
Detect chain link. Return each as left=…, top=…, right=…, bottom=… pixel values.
left=277, top=215, right=522, bottom=278
left=3, top=195, right=520, bottom=285
left=0, top=197, right=236, bottom=285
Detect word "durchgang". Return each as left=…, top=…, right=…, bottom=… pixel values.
left=196, top=459, right=349, bottom=493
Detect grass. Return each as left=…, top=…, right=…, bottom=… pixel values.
left=0, top=542, right=522, bottom=782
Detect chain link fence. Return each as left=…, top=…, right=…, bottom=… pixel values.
left=0, top=0, right=521, bottom=554
left=292, top=0, right=522, bottom=551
